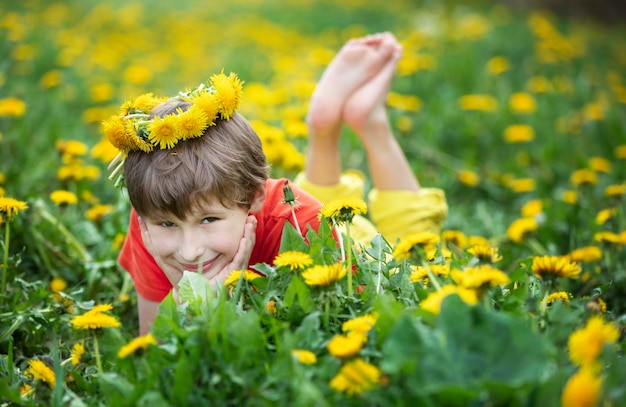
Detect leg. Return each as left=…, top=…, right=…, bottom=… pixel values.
left=305, top=33, right=396, bottom=185
left=343, top=33, right=421, bottom=192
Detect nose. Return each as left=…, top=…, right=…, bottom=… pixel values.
left=178, top=228, right=205, bottom=263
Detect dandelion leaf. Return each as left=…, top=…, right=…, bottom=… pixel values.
left=421, top=296, right=551, bottom=397
left=98, top=372, right=137, bottom=407
left=177, top=270, right=212, bottom=317
left=279, top=222, right=308, bottom=253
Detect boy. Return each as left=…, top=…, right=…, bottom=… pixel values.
left=106, top=32, right=447, bottom=334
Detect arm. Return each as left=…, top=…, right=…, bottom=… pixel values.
left=137, top=292, right=161, bottom=335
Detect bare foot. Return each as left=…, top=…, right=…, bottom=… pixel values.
left=343, top=33, right=402, bottom=139
left=306, top=32, right=395, bottom=143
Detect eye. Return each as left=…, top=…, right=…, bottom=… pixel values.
left=201, top=217, right=219, bottom=224
left=159, top=220, right=176, bottom=228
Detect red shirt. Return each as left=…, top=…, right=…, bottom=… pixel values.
left=119, top=178, right=324, bottom=302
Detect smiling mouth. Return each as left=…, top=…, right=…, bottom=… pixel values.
left=181, top=257, right=218, bottom=273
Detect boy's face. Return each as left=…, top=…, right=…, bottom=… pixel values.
left=139, top=190, right=265, bottom=288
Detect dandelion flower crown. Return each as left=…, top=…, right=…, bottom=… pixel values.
left=102, top=71, right=244, bottom=187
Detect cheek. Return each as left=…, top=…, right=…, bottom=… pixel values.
left=146, top=228, right=178, bottom=255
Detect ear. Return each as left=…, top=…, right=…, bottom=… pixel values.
left=248, top=183, right=266, bottom=214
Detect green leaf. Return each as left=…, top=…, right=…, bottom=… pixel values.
left=98, top=372, right=137, bottom=407
left=177, top=271, right=212, bottom=317
left=0, top=376, right=20, bottom=403
left=284, top=276, right=314, bottom=313
left=279, top=221, right=308, bottom=253
left=380, top=313, right=421, bottom=374
left=293, top=312, right=325, bottom=349
left=420, top=296, right=552, bottom=393
left=152, top=291, right=186, bottom=339
left=136, top=391, right=170, bottom=407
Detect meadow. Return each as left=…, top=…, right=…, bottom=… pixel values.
left=0, top=0, right=625, bottom=405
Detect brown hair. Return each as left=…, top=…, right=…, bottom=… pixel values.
left=123, top=99, right=269, bottom=219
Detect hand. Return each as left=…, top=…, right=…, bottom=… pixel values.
left=204, top=215, right=257, bottom=287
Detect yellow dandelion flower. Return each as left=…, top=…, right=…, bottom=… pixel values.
left=330, top=358, right=381, bottom=395
left=521, top=199, right=542, bottom=217
left=392, top=231, right=440, bottom=261
left=544, top=291, right=572, bottom=306
left=531, top=255, right=581, bottom=279
left=561, top=367, right=602, bottom=407
left=124, top=120, right=153, bottom=153
left=503, top=124, right=535, bottom=143
left=467, top=244, right=503, bottom=263
left=266, top=299, right=277, bottom=316
left=190, top=91, right=219, bottom=126
left=442, top=230, right=468, bottom=249
left=117, top=334, right=157, bottom=358
left=291, top=349, right=317, bottom=365
left=301, top=263, right=346, bottom=287
left=148, top=113, right=181, bottom=149
left=86, top=204, right=114, bottom=222
left=20, top=383, right=32, bottom=396
left=50, top=277, right=67, bottom=292
left=320, top=197, right=368, bottom=224
left=0, top=97, right=26, bottom=117
left=409, top=264, right=450, bottom=284
left=70, top=342, right=85, bottom=365
left=589, top=157, right=611, bottom=173
left=132, top=93, right=165, bottom=112
left=595, top=208, right=617, bottom=225
left=25, top=359, right=56, bottom=388
left=41, top=70, right=62, bottom=89
left=211, top=71, right=244, bottom=120
left=451, top=265, right=510, bottom=289
left=526, top=76, right=552, bottom=93
left=89, top=304, right=114, bottom=314
left=70, top=304, right=120, bottom=330
left=570, top=169, right=598, bottom=186
left=593, top=231, right=620, bottom=244
left=568, top=316, right=619, bottom=367
left=0, top=196, right=29, bottom=220
left=224, top=269, right=263, bottom=287
left=562, top=190, right=578, bottom=205
left=426, top=246, right=452, bottom=262
left=50, top=190, right=78, bottom=206
left=457, top=169, right=480, bottom=186
left=507, top=177, right=536, bottom=193
left=387, top=92, right=421, bottom=111
left=458, top=94, right=498, bottom=112
left=176, top=105, right=208, bottom=140
left=327, top=331, right=367, bottom=359
left=101, top=115, right=135, bottom=151
left=605, top=184, right=626, bottom=196
left=342, top=313, right=378, bottom=334
left=615, top=144, right=626, bottom=159
left=57, top=140, right=88, bottom=156
left=486, top=56, right=510, bottom=75
left=274, top=251, right=313, bottom=271
left=420, top=285, right=478, bottom=314
left=506, top=217, right=538, bottom=243
left=91, top=138, right=120, bottom=163
left=509, top=92, right=536, bottom=113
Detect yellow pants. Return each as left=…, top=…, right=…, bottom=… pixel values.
left=294, top=170, right=448, bottom=246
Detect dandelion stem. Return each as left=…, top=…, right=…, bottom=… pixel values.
left=1, top=222, right=10, bottom=300
left=290, top=205, right=302, bottom=236
left=93, top=333, right=103, bottom=374
left=346, top=221, right=353, bottom=297
left=35, top=200, right=93, bottom=263
left=324, top=294, right=330, bottom=333
left=423, top=263, right=442, bottom=291
left=334, top=220, right=345, bottom=265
